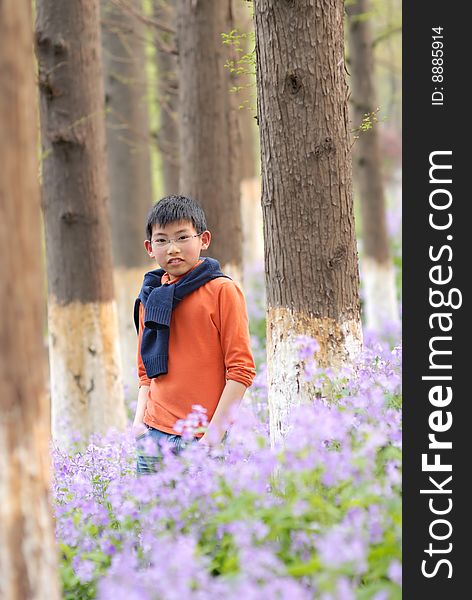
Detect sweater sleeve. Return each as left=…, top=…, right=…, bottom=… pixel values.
left=137, top=302, right=152, bottom=387
left=217, top=281, right=256, bottom=388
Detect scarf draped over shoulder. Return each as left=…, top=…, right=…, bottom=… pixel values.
left=134, top=257, right=229, bottom=378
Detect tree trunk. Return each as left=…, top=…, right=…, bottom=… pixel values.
left=0, top=1, right=60, bottom=597
left=232, top=0, right=257, bottom=183
left=232, top=0, right=264, bottom=267
left=101, top=0, right=154, bottom=402
left=36, top=0, right=127, bottom=447
left=102, top=0, right=153, bottom=267
left=177, top=0, right=243, bottom=281
left=154, top=0, right=180, bottom=194
left=347, top=0, right=399, bottom=331
left=253, top=0, right=363, bottom=446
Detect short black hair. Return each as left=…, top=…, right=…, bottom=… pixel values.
left=146, top=195, right=207, bottom=240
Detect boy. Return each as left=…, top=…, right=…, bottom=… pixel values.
left=133, top=195, right=256, bottom=474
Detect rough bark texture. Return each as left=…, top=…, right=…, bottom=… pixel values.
left=155, top=0, right=180, bottom=194
left=102, top=0, right=153, bottom=269
left=36, top=0, right=115, bottom=303
left=347, top=0, right=399, bottom=330
left=253, top=0, right=363, bottom=445
left=177, top=0, right=243, bottom=278
left=0, top=1, right=60, bottom=597
left=101, top=0, right=153, bottom=399
left=36, top=0, right=127, bottom=444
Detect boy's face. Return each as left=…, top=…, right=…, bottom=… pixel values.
left=144, top=220, right=211, bottom=282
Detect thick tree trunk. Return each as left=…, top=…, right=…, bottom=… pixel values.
left=155, top=0, right=180, bottom=194
left=177, top=0, right=243, bottom=281
left=102, top=0, right=153, bottom=401
left=347, top=0, right=399, bottom=331
left=0, top=1, right=60, bottom=597
left=254, top=0, right=363, bottom=446
left=36, top=0, right=127, bottom=447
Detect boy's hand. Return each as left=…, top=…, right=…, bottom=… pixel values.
left=198, top=434, right=211, bottom=447
left=133, top=385, right=150, bottom=439
left=198, top=431, right=223, bottom=448
left=132, top=422, right=148, bottom=439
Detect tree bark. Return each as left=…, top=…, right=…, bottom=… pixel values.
left=154, top=0, right=180, bottom=195
left=347, top=0, right=399, bottom=331
left=36, top=0, right=127, bottom=447
left=102, top=0, right=154, bottom=401
left=177, top=0, right=243, bottom=281
left=253, top=0, right=363, bottom=446
left=102, top=0, right=153, bottom=269
left=0, top=1, right=60, bottom=597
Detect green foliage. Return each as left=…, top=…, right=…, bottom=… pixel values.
left=221, top=29, right=256, bottom=110
left=221, top=29, right=255, bottom=73
left=352, top=108, right=383, bottom=143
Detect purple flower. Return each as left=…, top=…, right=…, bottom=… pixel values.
left=52, top=294, right=402, bottom=600
left=73, top=557, right=96, bottom=583
left=316, top=523, right=368, bottom=574
left=388, top=559, right=402, bottom=586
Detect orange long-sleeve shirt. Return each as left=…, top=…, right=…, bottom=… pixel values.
left=137, top=268, right=256, bottom=435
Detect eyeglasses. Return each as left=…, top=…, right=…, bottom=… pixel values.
left=151, top=233, right=203, bottom=248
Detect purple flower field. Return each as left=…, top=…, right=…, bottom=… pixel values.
left=52, top=265, right=402, bottom=600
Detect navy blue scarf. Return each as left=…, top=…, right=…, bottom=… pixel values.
left=134, top=257, right=230, bottom=378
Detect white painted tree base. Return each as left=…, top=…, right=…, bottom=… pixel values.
left=48, top=299, right=127, bottom=447
left=267, top=307, right=363, bottom=449
left=361, top=258, right=400, bottom=332
left=0, top=420, right=60, bottom=600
